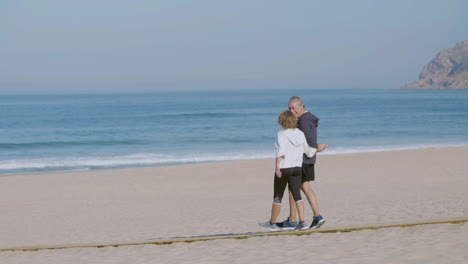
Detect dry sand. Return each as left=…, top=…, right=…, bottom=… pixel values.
left=1, top=147, right=467, bottom=263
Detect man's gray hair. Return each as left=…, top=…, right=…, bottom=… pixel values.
left=289, top=96, right=304, bottom=107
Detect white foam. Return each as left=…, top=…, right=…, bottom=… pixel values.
left=321, top=143, right=468, bottom=155
left=1, top=143, right=467, bottom=174
left=0, top=151, right=274, bottom=171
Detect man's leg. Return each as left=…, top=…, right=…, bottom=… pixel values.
left=301, top=164, right=320, bottom=217
left=301, top=181, right=320, bottom=217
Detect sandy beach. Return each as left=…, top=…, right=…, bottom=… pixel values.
left=1, top=147, right=467, bottom=263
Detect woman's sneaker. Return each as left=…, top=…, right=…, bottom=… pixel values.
left=258, top=221, right=278, bottom=231
left=294, top=221, right=309, bottom=230
left=276, top=217, right=297, bottom=230
left=309, top=215, right=325, bottom=229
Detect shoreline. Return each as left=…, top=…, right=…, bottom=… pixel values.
left=2, top=145, right=468, bottom=177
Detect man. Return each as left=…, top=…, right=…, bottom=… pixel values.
left=279, top=96, right=326, bottom=229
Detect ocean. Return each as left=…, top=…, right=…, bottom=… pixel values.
left=1, top=89, right=467, bottom=175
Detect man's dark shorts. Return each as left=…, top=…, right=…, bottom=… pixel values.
left=302, top=163, right=315, bottom=182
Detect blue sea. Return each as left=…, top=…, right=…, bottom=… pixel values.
left=1, top=89, right=467, bottom=176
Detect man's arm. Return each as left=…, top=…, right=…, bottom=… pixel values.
left=299, top=118, right=318, bottom=148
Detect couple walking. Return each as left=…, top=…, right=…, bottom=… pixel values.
left=258, top=96, right=327, bottom=231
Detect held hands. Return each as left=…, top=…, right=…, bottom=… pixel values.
left=317, top=143, right=327, bottom=152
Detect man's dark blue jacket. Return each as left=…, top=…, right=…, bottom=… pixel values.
left=298, top=111, right=319, bottom=164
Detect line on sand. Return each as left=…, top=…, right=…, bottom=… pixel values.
left=2, top=218, right=467, bottom=252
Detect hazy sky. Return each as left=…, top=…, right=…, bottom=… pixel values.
left=1, top=0, right=467, bottom=93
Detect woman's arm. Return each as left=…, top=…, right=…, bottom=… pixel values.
left=317, top=143, right=327, bottom=152
left=304, top=143, right=327, bottom=157
left=275, top=156, right=283, bottom=178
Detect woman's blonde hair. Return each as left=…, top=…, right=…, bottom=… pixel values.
left=278, top=110, right=297, bottom=129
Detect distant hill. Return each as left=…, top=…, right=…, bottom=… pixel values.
left=400, top=40, right=468, bottom=89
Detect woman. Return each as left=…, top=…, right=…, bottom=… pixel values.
left=258, top=110, right=327, bottom=231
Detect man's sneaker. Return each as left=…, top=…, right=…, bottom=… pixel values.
left=294, top=221, right=309, bottom=230
left=258, top=221, right=277, bottom=231
left=310, top=215, right=325, bottom=229
left=276, top=217, right=297, bottom=230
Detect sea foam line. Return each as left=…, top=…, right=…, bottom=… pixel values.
left=0, top=152, right=274, bottom=171
left=1, top=143, right=467, bottom=173
left=320, top=143, right=468, bottom=155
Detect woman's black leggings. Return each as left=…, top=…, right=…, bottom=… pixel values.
left=273, top=166, right=302, bottom=204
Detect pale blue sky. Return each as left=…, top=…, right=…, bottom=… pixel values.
left=1, top=0, right=467, bottom=92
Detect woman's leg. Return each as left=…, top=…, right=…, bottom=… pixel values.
left=287, top=189, right=297, bottom=222
left=288, top=167, right=305, bottom=222
left=270, top=203, right=282, bottom=223
left=271, top=171, right=288, bottom=223
left=296, top=200, right=305, bottom=222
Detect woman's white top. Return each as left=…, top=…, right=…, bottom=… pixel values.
left=276, top=128, right=317, bottom=169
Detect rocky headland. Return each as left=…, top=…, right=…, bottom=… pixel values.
left=400, top=40, right=468, bottom=89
